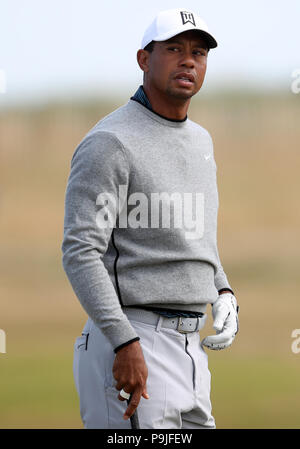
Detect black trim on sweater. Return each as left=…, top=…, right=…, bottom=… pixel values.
left=111, top=228, right=124, bottom=306
left=218, top=288, right=235, bottom=295
left=114, top=337, right=141, bottom=353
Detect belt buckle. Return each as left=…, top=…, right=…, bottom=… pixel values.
left=177, top=317, right=199, bottom=333
left=177, top=317, right=188, bottom=333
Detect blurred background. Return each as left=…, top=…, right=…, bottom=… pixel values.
left=0, top=0, right=299, bottom=428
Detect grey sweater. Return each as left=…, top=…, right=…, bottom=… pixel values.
left=62, top=98, right=232, bottom=350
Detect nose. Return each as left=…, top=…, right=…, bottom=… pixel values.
left=178, top=49, right=195, bottom=68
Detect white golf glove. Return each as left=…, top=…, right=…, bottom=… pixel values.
left=201, top=292, right=239, bottom=350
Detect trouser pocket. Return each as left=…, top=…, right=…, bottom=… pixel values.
left=73, top=333, right=89, bottom=395
left=74, top=317, right=93, bottom=352
left=74, top=333, right=89, bottom=351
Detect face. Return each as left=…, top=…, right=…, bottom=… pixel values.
left=140, top=30, right=209, bottom=101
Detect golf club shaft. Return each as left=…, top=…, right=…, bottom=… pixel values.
left=127, top=395, right=140, bottom=429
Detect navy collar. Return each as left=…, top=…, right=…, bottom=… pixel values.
left=130, top=85, right=188, bottom=123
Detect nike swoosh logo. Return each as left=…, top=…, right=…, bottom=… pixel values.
left=204, top=154, right=211, bottom=160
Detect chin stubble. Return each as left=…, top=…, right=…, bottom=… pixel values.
left=165, top=85, right=195, bottom=100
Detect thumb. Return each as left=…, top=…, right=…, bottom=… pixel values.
left=142, top=389, right=150, bottom=399
left=213, top=304, right=230, bottom=332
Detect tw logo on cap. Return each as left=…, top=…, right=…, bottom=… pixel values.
left=180, top=11, right=196, bottom=26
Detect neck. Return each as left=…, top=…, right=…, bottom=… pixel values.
left=143, top=83, right=190, bottom=120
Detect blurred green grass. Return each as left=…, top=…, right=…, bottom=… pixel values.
left=0, top=353, right=81, bottom=428
left=210, top=354, right=300, bottom=429
left=0, top=352, right=299, bottom=428
left=0, top=90, right=299, bottom=428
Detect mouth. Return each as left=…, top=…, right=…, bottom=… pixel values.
left=174, top=72, right=195, bottom=87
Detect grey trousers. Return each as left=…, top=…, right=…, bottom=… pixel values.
left=73, top=311, right=216, bottom=429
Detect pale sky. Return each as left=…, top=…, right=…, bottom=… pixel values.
left=0, top=0, right=299, bottom=106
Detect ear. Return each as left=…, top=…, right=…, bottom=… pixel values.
left=137, top=49, right=150, bottom=74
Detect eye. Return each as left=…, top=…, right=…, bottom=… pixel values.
left=193, top=50, right=207, bottom=56
left=168, top=46, right=179, bottom=52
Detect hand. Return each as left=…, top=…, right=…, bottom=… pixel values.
left=112, top=340, right=149, bottom=420
left=201, top=292, right=239, bottom=350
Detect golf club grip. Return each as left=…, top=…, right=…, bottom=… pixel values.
left=127, top=395, right=140, bottom=429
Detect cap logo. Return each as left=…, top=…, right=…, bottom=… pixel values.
left=180, top=11, right=196, bottom=26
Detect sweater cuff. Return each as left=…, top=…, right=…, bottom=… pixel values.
left=96, top=316, right=139, bottom=351
left=114, top=337, right=141, bottom=353
left=218, top=287, right=235, bottom=295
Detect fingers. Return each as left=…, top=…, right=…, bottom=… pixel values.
left=214, top=310, right=237, bottom=334
left=112, top=339, right=149, bottom=417
left=213, top=304, right=230, bottom=332
left=204, top=293, right=239, bottom=351
left=118, top=388, right=130, bottom=402
left=117, top=387, right=150, bottom=420
left=117, top=388, right=150, bottom=401
left=201, top=332, right=231, bottom=346
left=123, top=389, right=142, bottom=420
left=201, top=336, right=234, bottom=350
left=142, top=389, right=150, bottom=400
left=201, top=319, right=236, bottom=350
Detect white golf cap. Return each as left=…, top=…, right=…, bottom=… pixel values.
left=141, top=8, right=218, bottom=50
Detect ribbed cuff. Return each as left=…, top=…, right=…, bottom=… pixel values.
left=114, top=337, right=141, bottom=353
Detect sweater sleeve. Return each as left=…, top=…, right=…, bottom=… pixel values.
left=208, top=131, right=234, bottom=296
left=61, top=130, right=139, bottom=350
left=214, top=249, right=233, bottom=293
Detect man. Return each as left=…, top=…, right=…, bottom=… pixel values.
left=62, top=8, right=239, bottom=429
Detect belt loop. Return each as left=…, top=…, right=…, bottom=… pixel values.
left=155, top=315, right=163, bottom=333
